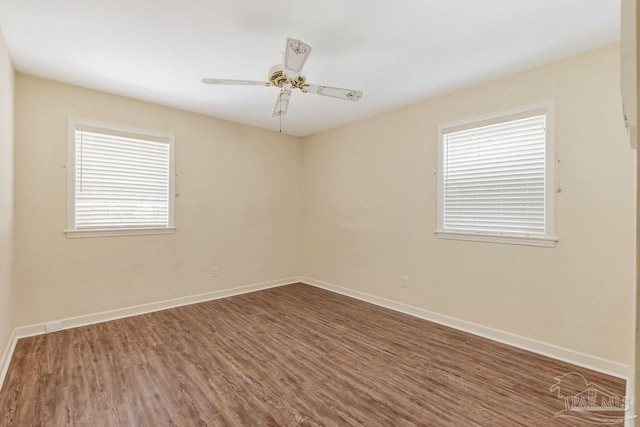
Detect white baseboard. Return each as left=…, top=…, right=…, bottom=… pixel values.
left=0, top=276, right=301, bottom=390
left=0, top=329, right=17, bottom=391
left=14, top=276, right=301, bottom=339
left=300, top=276, right=631, bottom=380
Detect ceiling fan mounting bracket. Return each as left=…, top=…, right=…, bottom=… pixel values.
left=268, top=69, right=306, bottom=89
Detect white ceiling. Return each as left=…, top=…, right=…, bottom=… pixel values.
left=0, top=0, right=621, bottom=136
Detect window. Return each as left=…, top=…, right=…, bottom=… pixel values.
left=66, top=118, right=175, bottom=238
left=436, top=103, right=555, bottom=247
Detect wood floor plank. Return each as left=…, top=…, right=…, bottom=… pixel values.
left=0, top=283, right=627, bottom=426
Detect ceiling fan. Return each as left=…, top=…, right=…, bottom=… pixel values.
left=202, top=37, right=363, bottom=117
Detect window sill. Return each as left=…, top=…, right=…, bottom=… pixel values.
left=65, top=227, right=176, bottom=239
left=435, top=230, right=557, bottom=248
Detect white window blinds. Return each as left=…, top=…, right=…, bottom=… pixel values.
left=73, top=127, right=171, bottom=231
left=441, top=113, right=548, bottom=238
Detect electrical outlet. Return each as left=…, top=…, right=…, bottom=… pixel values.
left=211, top=266, right=219, bottom=277
left=401, top=276, right=409, bottom=288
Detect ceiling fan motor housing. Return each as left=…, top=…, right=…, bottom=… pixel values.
left=268, top=64, right=307, bottom=90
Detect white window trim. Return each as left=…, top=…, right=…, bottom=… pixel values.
left=435, top=101, right=556, bottom=247
left=66, top=117, right=176, bottom=238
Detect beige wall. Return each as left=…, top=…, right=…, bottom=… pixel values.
left=9, top=44, right=634, bottom=373
left=0, top=28, right=14, bottom=358
left=12, top=75, right=302, bottom=326
left=301, top=44, right=635, bottom=367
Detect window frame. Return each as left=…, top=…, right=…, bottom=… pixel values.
left=436, top=102, right=556, bottom=247
left=66, top=117, right=176, bottom=238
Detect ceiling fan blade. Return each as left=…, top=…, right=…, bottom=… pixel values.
left=302, top=84, right=363, bottom=102
left=272, top=84, right=292, bottom=117
left=284, top=37, right=312, bottom=74
left=202, top=78, right=269, bottom=86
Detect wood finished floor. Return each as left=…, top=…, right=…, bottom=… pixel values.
left=0, top=283, right=626, bottom=426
